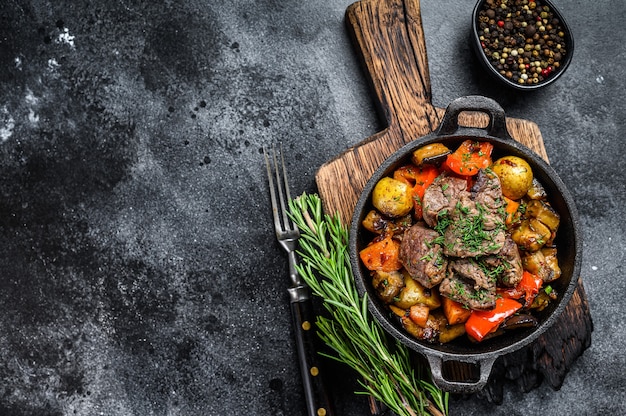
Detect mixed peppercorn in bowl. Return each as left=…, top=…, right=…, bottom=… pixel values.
left=471, top=0, right=574, bottom=90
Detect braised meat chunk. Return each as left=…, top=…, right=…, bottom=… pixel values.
left=442, top=170, right=507, bottom=258
left=483, top=236, right=524, bottom=287
left=471, top=168, right=505, bottom=214
left=399, top=223, right=448, bottom=289
left=442, top=200, right=506, bottom=258
left=439, top=258, right=496, bottom=310
left=422, top=174, right=468, bottom=228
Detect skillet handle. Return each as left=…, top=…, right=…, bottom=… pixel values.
left=425, top=354, right=496, bottom=394
left=435, top=95, right=512, bottom=140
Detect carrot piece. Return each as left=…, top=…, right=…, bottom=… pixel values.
left=442, top=296, right=471, bottom=325
left=359, top=235, right=402, bottom=272
left=389, top=304, right=407, bottom=318
left=503, top=195, right=520, bottom=225
left=409, top=304, right=430, bottom=328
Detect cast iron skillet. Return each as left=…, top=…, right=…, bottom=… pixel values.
left=349, top=95, right=581, bottom=393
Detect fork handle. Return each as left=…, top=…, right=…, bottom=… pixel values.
left=288, top=286, right=335, bottom=416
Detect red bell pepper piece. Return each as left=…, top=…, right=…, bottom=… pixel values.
left=393, top=164, right=439, bottom=219
left=519, top=271, right=543, bottom=307
left=444, top=140, right=494, bottom=176
left=465, top=297, right=522, bottom=342
left=498, top=271, right=543, bottom=307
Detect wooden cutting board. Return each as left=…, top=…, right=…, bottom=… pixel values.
left=315, top=0, right=592, bottom=402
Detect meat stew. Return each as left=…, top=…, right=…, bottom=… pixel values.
left=358, top=140, right=562, bottom=344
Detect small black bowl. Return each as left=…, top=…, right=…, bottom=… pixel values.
left=471, top=0, right=574, bottom=90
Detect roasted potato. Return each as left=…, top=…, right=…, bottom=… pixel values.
left=411, top=142, right=450, bottom=166
left=402, top=310, right=464, bottom=343
left=526, top=199, right=560, bottom=232
left=541, top=247, right=561, bottom=282
left=526, top=177, right=547, bottom=200
left=372, top=270, right=405, bottom=303
left=491, top=155, right=534, bottom=200
left=521, top=249, right=547, bottom=278
left=511, top=218, right=552, bottom=252
left=372, top=177, right=413, bottom=217
left=438, top=323, right=467, bottom=344
left=361, top=210, right=412, bottom=235
left=394, top=273, right=441, bottom=310
left=521, top=249, right=559, bottom=283
left=399, top=312, right=443, bottom=343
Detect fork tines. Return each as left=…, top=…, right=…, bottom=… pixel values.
left=264, top=144, right=298, bottom=237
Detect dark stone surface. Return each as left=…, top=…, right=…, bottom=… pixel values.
left=0, top=0, right=624, bottom=415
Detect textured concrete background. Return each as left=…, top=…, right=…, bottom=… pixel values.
left=0, top=0, right=624, bottom=415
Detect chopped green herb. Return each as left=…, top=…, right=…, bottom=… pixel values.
left=420, top=252, right=434, bottom=262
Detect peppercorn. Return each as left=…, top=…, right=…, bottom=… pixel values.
left=476, top=0, right=569, bottom=86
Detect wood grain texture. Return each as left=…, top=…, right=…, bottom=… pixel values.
left=315, top=0, right=591, bottom=400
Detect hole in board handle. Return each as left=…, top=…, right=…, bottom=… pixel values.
left=457, top=110, right=490, bottom=129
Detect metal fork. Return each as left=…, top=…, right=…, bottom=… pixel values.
left=264, top=145, right=335, bottom=416
left=265, top=145, right=305, bottom=293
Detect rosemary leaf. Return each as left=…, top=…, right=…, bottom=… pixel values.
left=289, top=193, right=448, bottom=416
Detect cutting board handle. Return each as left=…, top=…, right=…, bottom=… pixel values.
left=345, top=0, right=441, bottom=144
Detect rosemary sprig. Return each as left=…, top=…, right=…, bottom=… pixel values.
left=289, top=193, right=449, bottom=416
